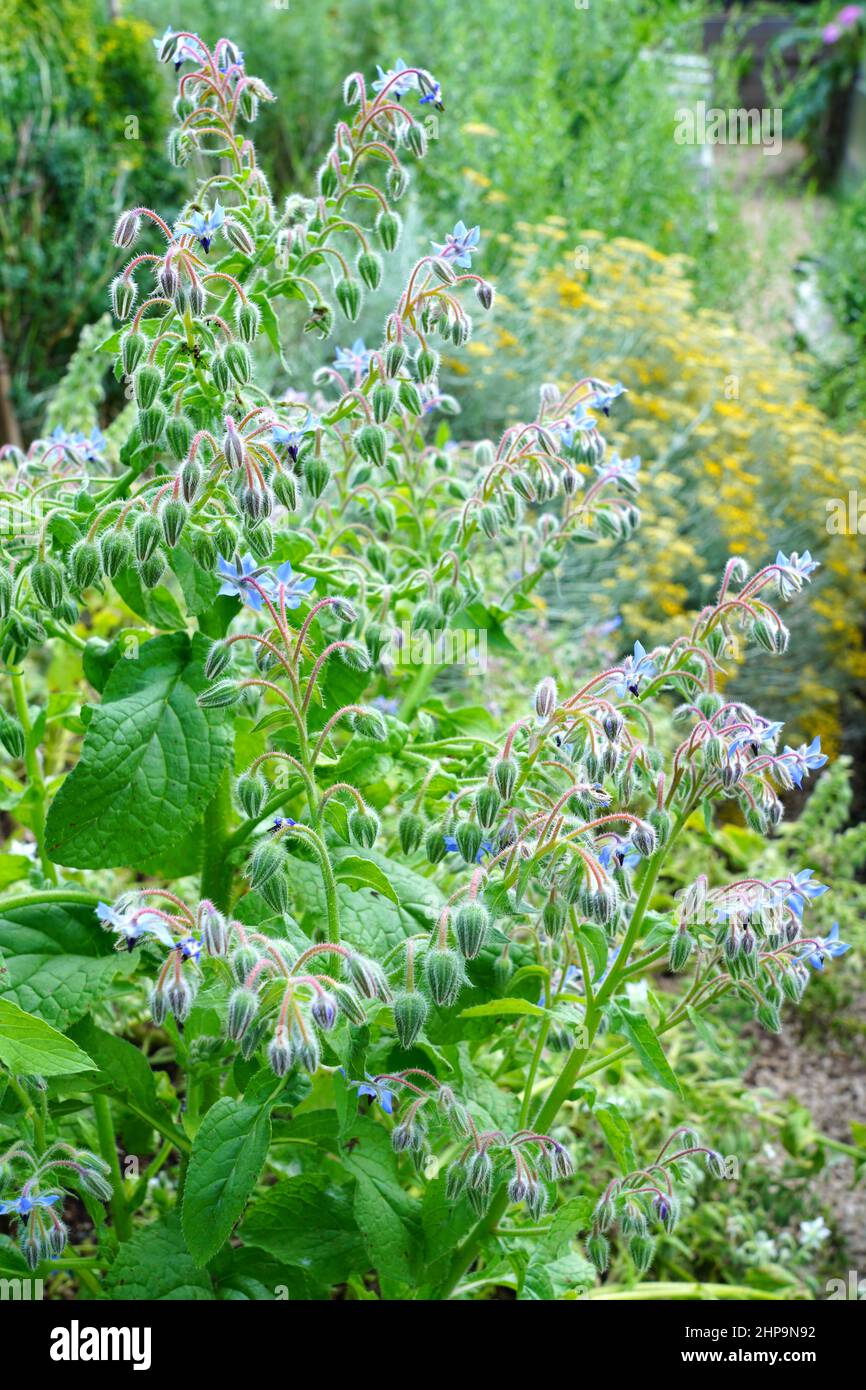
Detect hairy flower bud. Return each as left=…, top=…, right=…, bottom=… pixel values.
left=160, top=498, right=187, bottom=548
left=347, top=952, right=391, bottom=1002
left=336, top=277, right=362, bottom=322
left=399, top=810, right=424, bottom=855
left=376, top=210, right=401, bottom=252
left=137, top=405, right=165, bottom=446
left=355, top=423, right=387, bottom=467
left=227, top=988, right=259, bottom=1041
left=534, top=676, right=557, bottom=720
left=454, top=902, right=490, bottom=960
left=475, top=784, right=501, bottom=830
left=69, top=540, right=101, bottom=592
left=110, top=276, right=137, bottom=319
left=628, top=1233, right=656, bottom=1274
left=200, top=905, right=229, bottom=958
left=113, top=211, right=141, bottom=248
left=349, top=807, right=380, bottom=848
left=30, top=559, right=66, bottom=611
left=248, top=837, right=285, bottom=889
left=425, top=826, right=448, bottom=864
left=424, top=946, right=463, bottom=1008
left=235, top=300, right=261, bottom=344
left=0, top=712, right=25, bottom=760
left=100, top=528, right=133, bottom=579
left=393, top=989, right=428, bottom=1048
left=165, top=414, right=194, bottom=465
left=668, top=927, right=694, bottom=973
left=224, top=342, right=252, bottom=385
left=310, top=991, right=338, bottom=1033
left=167, top=976, right=194, bottom=1022
left=132, top=514, right=161, bottom=563
left=268, top=1033, right=294, bottom=1077
left=121, top=331, right=146, bottom=377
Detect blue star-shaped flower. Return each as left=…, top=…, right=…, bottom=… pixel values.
left=217, top=555, right=315, bottom=613
left=801, top=922, right=851, bottom=971
left=557, top=404, right=596, bottom=450
left=372, top=59, right=417, bottom=97
left=782, top=869, right=829, bottom=918
left=153, top=27, right=202, bottom=70
left=96, top=902, right=176, bottom=950
left=343, top=1071, right=396, bottom=1114
left=612, top=641, right=656, bottom=699
left=431, top=221, right=481, bottom=269
left=775, top=550, right=819, bottom=600
left=178, top=202, right=225, bottom=253
left=0, top=1192, right=61, bottom=1217
left=726, top=718, right=783, bottom=762
left=599, top=452, right=640, bottom=484
left=271, top=412, right=319, bottom=460
left=782, top=735, right=828, bottom=789
left=588, top=382, right=626, bottom=416
left=598, top=841, right=641, bottom=873
left=333, top=339, right=372, bottom=377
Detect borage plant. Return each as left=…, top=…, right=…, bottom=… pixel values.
left=0, top=33, right=845, bottom=1301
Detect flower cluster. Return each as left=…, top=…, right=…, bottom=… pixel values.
left=0, top=1142, right=112, bottom=1269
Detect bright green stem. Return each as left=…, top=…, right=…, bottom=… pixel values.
left=398, top=661, right=439, bottom=722
left=92, top=1094, right=132, bottom=1242
left=200, top=767, right=234, bottom=912
left=282, top=824, right=340, bottom=942
left=10, top=668, right=57, bottom=884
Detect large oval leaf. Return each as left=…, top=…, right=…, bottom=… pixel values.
left=45, top=633, right=231, bottom=869
left=182, top=1097, right=272, bottom=1266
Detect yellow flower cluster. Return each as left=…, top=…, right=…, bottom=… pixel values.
left=470, top=226, right=866, bottom=752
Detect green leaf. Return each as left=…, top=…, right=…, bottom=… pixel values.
left=594, top=1101, right=636, bottom=1174
left=45, top=633, right=232, bottom=869
left=289, top=846, right=443, bottom=959
left=459, top=997, right=547, bottom=1019
left=686, top=1005, right=727, bottom=1057
left=242, top=1175, right=366, bottom=1286
left=0, top=998, right=94, bottom=1076
left=182, top=1096, right=272, bottom=1265
left=576, top=922, right=609, bottom=981
left=614, top=1006, right=683, bottom=1096
left=0, top=897, right=132, bottom=1028
left=105, top=1215, right=215, bottom=1300
left=112, top=567, right=187, bottom=630
left=342, top=1121, right=419, bottom=1287
left=334, top=854, right=399, bottom=905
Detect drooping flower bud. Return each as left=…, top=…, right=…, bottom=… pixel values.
left=376, top=210, right=402, bottom=252
left=227, top=987, right=259, bottom=1041
left=399, top=810, right=424, bottom=855
left=110, top=276, right=137, bottom=319
left=30, top=559, right=66, bottom=610
left=455, top=820, right=483, bottom=865
left=393, top=990, right=428, bottom=1049
left=113, top=211, right=141, bottom=248
left=454, top=902, right=490, bottom=960
left=349, top=807, right=380, bottom=848
left=160, top=498, right=187, bottom=548
left=67, top=540, right=100, bottom=593
left=475, top=784, right=501, bottom=829
left=534, top=676, right=558, bottom=720
left=424, top=946, right=463, bottom=1008
left=347, top=952, right=392, bottom=1002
